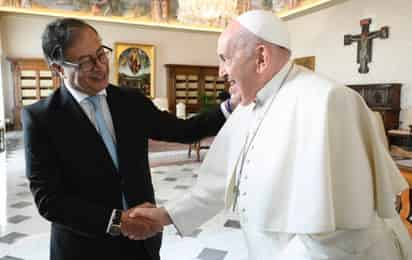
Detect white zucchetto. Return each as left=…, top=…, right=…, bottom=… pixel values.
left=236, top=10, right=290, bottom=50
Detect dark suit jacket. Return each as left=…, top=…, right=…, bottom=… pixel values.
left=22, top=85, right=226, bottom=260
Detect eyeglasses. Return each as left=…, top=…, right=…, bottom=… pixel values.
left=62, top=45, right=112, bottom=72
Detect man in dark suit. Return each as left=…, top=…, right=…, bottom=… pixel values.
left=22, top=18, right=235, bottom=260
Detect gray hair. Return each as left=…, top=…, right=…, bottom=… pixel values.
left=42, top=18, right=98, bottom=64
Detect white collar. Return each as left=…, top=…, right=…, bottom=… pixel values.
left=255, top=60, right=293, bottom=108
left=65, top=83, right=107, bottom=104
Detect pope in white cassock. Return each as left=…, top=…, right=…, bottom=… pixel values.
left=128, top=10, right=412, bottom=260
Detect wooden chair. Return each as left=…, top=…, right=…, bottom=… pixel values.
left=188, top=139, right=211, bottom=161
left=376, top=111, right=412, bottom=238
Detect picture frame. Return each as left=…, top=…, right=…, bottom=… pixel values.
left=114, top=43, right=155, bottom=98
left=293, top=56, right=315, bottom=71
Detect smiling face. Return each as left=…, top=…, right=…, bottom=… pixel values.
left=61, top=27, right=109, bottom=95
left=217, top=22, right=292, bottom=106
left=217, top=22, right=260, bottom=106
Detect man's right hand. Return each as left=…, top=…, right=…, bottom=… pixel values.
left=123, top=205, right=173, bottom=241
left=120, top=203, right=163, bottom=240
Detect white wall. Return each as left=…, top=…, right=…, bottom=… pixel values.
left=286, top=0, right=412, bottom=127
left=0, top=13, right=219, bottom=122
left=0, top=16, right=5, bottom=230
left=2, top=0, right=412, bottom=126
left=0, top=15, right=5, bottom=126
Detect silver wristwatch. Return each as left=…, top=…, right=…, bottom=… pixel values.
left=107, top=209, right=122, bottom=236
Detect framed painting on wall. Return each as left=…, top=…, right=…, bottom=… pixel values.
left=293, top=56, right=315, bottom=71
left=114, top=43, right=155, bottom=98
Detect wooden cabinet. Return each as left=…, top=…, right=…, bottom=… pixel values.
left=8, top=58, right=60, bottom=129
left=347, top=83, right=401, bottom=131
left=165, top=64, right=228, bottom=114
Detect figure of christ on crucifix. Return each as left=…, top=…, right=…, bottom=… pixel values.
left=344, top=18, right=389, bottom=74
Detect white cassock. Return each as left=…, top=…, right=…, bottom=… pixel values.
left=165, top=62, right=412, bottom=260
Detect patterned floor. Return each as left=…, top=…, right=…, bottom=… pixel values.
left=0, top=132, right=247, bottom=260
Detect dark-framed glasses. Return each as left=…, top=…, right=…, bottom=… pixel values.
left=62, top=45, right=112, bottom=72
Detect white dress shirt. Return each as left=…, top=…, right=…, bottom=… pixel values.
left=64, top=84, right=116, bottom=143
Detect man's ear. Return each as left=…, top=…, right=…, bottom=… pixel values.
left=255, top=45, right=269, bottom=74
left=50, top=63, right=65, bottom=78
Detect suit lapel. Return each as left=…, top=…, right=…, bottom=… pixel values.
left=105, top=86, right=124, bottom=171
left=59, top=84, right=90, bottom=126
left=55, top=85, right=117, bottom=173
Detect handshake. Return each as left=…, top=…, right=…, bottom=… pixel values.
left=120, top=202, right=172, bottom=240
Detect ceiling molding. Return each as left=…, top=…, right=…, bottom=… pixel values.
left=0, top=0, right=349, bottom=33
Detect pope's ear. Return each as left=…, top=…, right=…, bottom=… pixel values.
left=255, top=45, right=269, bottom=74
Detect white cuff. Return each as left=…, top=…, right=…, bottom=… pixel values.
left=105, top=209, right=117, bottom=234
left=220, top=102, right=231, bottom=119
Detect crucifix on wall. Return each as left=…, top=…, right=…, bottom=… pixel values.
left=344, top=18, right=389, bottom=74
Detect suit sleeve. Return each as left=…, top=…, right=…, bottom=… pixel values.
left=142, top=95, right=227, bottom=143
left=22, top=108, right=112, bottom=237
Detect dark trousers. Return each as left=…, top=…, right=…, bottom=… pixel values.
left=50, top=225, right=157, bottom=260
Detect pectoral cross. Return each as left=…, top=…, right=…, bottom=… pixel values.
left=344, top=18, right=389, bottom=74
